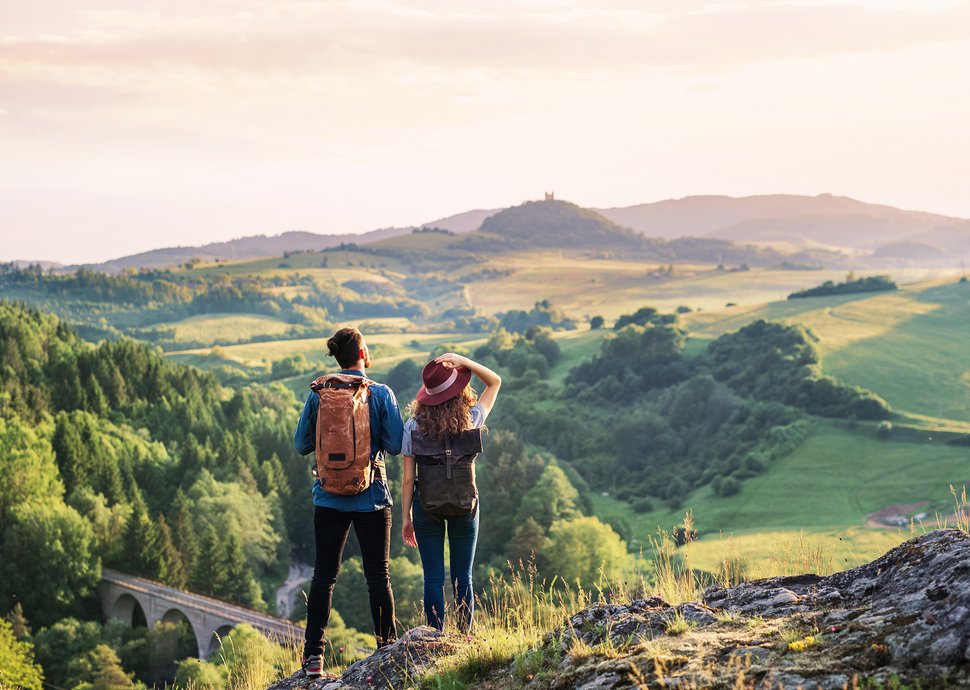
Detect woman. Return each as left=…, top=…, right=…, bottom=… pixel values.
left=400, top=352, right=501, bottom=632
left=293, top=327, right=404, bottom=676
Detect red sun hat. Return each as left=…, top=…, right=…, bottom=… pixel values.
left=416, top=359, right=472, bottom=406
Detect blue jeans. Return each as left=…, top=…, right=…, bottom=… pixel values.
left=412, top=488, right=480, bottom=632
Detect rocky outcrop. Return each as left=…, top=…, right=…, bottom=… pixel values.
left=267, top=529, right=970, bottom=689
left=266, top=627, right=456, bottom=690
left=543, top=528, right=970, bottom=689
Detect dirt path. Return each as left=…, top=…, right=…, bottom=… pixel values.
left=276, top=561, right=313, bottom=618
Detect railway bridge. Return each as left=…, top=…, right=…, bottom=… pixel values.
left=99, top=569, right=300, bottom=659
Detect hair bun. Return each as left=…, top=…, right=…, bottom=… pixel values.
left=326, top=338, right=339, bottom=357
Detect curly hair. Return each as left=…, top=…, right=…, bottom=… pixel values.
left=408, top=384, right=479, bottom=441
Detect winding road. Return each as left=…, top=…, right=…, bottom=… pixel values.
left=276, top=561, right=313, bottom=619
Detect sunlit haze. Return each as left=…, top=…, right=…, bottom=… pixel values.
left=2, top=0, right=969, bottom=263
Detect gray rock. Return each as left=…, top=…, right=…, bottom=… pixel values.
left=705, top=528, right=970, bottom=679
left=267, top=627, right=456, bottom=690
left=575, top=672, right=623, bottom=689
left=728, top=646, right=771, bottom=663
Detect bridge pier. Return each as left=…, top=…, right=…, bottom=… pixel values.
left=98, top=570, right=300, bottom=661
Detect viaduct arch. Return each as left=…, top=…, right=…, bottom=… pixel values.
left=98, top=569, right=299, bottom=659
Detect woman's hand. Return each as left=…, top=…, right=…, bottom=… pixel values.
left=402, top=518, right=417, bottom=548
left=434, top=352, right=470, bottom=370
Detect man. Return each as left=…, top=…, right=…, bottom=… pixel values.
left=294, top=327, right=404, bottom=676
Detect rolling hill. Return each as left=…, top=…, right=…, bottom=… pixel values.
left=594, top=193, right=964, bottom=249
left=71, top=227, right=411, bottom=274
left=23, top=194, right=966, bottom=273
left=470, top=199, right=649, bottom=250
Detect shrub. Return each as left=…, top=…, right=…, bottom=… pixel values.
left=876, top=420, right=893, bottom=438
left=631, top=497, right=655, bottom=514
left=719, top=477, right=741, bottom=496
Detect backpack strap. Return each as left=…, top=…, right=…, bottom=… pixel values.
left=371, top=450, right=386, bottom=483
left=445, top=436, right=453, bottom=480
left=311, top=376, right=370, bottom=392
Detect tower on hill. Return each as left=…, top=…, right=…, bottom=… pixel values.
left=544, top=191, right=555, bottom=201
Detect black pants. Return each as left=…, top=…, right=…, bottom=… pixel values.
left=304, top=506, right=396, bottom=656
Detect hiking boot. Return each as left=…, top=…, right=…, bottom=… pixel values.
left=301, top=654, right=322, bottom=677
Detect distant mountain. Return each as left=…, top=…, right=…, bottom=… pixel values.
left=74, top=227, right=411, bottom=273
left=34, top=194, right=965, bottom=273
left=594, top=194, right=964, bottom=250
left=421, top=208, right=497, bottom=234
left=903, top=222, right=970, bottom=256
left=870, top=242, right=951, bottom=262
left=448, top=199, right=849, bottom=268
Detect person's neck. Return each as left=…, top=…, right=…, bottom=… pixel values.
left=342, top=362, right=366, bottom=373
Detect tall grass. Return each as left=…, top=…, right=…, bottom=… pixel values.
left=424, top=512, right=710, bottom=689
left=949, top=484, right=969, bottom=533
left=766, top=531, right=835, bottom=577
left=418, top=560, right=594, bottom=689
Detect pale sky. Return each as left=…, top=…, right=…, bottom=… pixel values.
left=2, top=0, right=969, bottom=263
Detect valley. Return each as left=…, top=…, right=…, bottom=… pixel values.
left=2, top=196, right=968, bottom=688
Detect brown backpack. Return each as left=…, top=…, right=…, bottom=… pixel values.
left=310, top=373, right=382, bottom=495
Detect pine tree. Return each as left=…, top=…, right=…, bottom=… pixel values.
left=170, top=490, right=199, bottom=577
left=4, top=603, right=30, bottom=638
left=220, top=532, right=261, bottom=608
left=122, top=492, right=160, bottom=577
left=155, top=515, right=187, bottom=589
left=191, top=524, right=227, bottom=597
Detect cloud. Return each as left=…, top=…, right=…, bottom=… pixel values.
left=2, top=0, right=969, bottom=82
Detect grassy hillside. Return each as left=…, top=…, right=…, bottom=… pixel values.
left=594, top=420, right=968, bottom=572
left=573, top=277, right=970, bottom=574
left=686, top=278, right=970, bottom=430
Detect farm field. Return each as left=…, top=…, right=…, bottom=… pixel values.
left=465, top=258, right=962, bottom=321
left=166, top=331, right=488, bottom=371
left=150, top=313, right=294, bottom=343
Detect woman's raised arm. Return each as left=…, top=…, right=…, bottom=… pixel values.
left=433, top=353, right=502, bottom=417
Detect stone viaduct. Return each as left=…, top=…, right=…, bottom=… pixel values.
left=98, top=569, right=300, bottom=659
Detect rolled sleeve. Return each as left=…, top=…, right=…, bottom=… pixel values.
left=294, top=392, right=317, bottom=456
left=400, top=419, right=417, bottom=457
left=379, top=386, right=404, bottom=456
